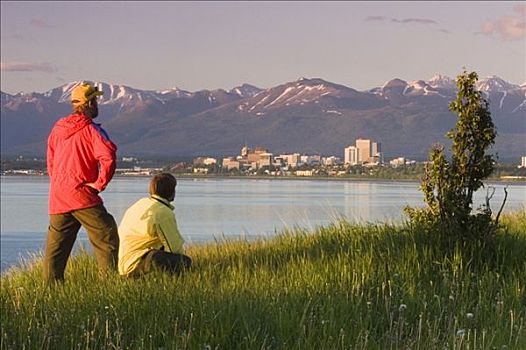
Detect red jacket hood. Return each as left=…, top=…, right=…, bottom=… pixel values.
left=53, top=114, right=93, bottom=140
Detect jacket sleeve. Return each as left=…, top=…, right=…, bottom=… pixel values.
left=155, top=210, right=185, bottom=254
left=90, top=124, right=117, bottom=192
left=47, top=133, right=55, bottom=177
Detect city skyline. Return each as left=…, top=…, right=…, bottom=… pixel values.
left=1, top=1, right=525, bottom=94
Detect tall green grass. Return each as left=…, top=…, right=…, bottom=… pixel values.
left=2, top=212, right=525, bottom=349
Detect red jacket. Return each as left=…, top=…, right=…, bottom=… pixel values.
left=47, top=113, right=117, bottom=214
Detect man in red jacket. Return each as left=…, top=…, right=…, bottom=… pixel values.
left=43, top=82, right=119, bottom=282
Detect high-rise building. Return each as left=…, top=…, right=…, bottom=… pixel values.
left=344, top=146, right=359, bottom=165
left=345, top=139, right=384, bottom=165
left=356, top=139, right=372, bottom=163
left=371, top=142, right=381, bottom=157
left=371, top=142, right=383, bottom=164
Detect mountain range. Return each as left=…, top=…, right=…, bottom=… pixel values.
left=1, top=75, right=525, bottom=161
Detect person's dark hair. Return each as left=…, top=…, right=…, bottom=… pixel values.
left=73, top=99, right=98, bottom=119
left=150, top=173, right=177, bottom=201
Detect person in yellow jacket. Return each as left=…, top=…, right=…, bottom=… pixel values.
left=118, top=173, right=191, bottom=277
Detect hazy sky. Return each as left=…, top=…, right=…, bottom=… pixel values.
left=1, top=1, right=525, bottom=94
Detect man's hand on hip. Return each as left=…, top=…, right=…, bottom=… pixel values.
left=85, top=183, right=100, bottom=193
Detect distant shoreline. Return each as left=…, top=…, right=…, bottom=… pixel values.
left=1, top=173, right=525, bottom=185
left=156, top=174, right=526, bottom=185
left=173, top=174, right=422, bottom=183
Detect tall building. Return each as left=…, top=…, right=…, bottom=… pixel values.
left=371, top=142, right=383, bottom=164
left=355, top=139, right=372, bottom=163
left=371, top=142, right=381, bottom=157
left=345, top=138, right=384, bottom=165
left=344, top=146, right=359, bottom=165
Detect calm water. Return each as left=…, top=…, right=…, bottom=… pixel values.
left=1, top=176, right=524, bottom=272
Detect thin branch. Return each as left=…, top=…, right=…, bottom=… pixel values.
left=495, top=186, right=509, bottom=225
left=485, top=186, right=496, bottom=211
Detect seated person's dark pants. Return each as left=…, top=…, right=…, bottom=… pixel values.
left=135, top=249, right=192, bottom=275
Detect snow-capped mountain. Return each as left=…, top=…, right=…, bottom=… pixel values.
left=369, top=78, right=450, bottom=101
left=427, top=74, right=456, bottom=89
left=368, top=75, right=525, bottom=106
left=236, top=77, right=382, bottom=114
left=240, top=78, right=340, bottom=112
left=229, top=84, right=263, bottom=99
left=43, top=81, right=193, bottom=106
left=426, top=74, right=521, bottom=93
left=2, top=75, right=524, bottom=160
left=4, top=75, right=521, bottom=112
left=369, top=78, right=406, bottom=96
left=40, top=81, right=262, bottom=109
left=476, top=76, right=520, bottom=93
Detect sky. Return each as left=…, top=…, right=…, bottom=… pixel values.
left=1, top=1, right=525, bottom=94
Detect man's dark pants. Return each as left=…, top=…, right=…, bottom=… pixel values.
left=135, top=250, right=192, bottom=275
left=43, top=204, right=119, bottom=282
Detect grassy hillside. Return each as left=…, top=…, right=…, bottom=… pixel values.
left=1, top=212, right=525, bottom=349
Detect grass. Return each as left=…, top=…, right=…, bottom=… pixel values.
left=1, top=212, right=525, bottom=349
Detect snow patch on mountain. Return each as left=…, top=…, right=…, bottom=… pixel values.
left=499, top=91, right=507, bottom=109
left=229, top=84, right=262, bottom=98
left=476, top=76, right=519, bottom=93
left=401, top=80, right=450, bottom=97
left=512, top=100, right=526, bottom=113
left=266, top=87, right=296, bottom=108
left=249, top=95, right=271, bottom=111
left=427, top=74, right=456, bottom=89
left=242, top=79, right=342, bottom=112
left=115, top=86, right=127, bottom=100
left=382, top=78, right=407, bottom=90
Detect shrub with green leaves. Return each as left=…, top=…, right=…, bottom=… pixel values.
left=405, top=70, right=498, bottom=242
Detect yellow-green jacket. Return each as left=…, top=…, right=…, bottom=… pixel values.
left=118, top=195, right=185, bottom=276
